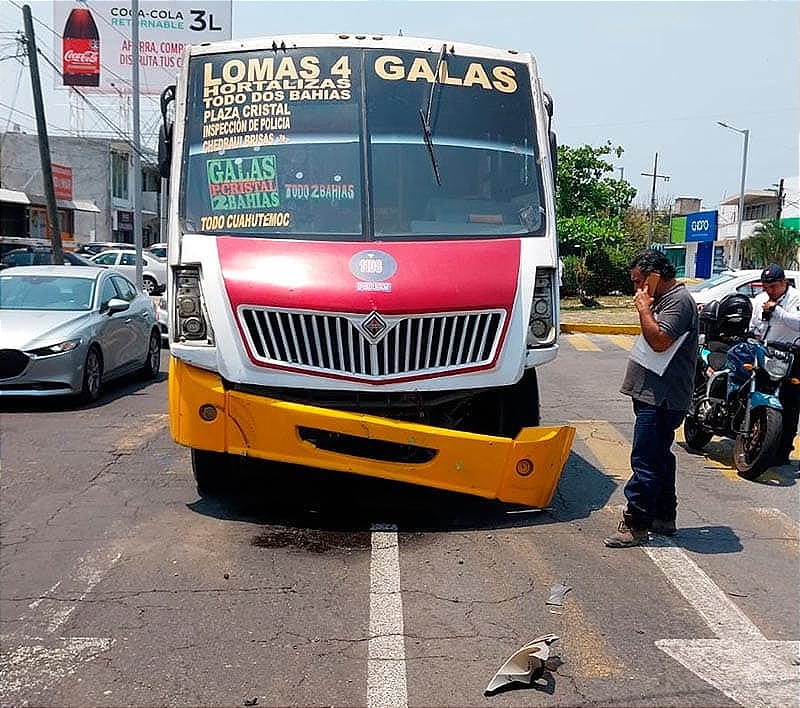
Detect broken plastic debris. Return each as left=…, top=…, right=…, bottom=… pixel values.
left=484, top=633, right=559, bottom=695
left=546, top=583, right=572, bottom=606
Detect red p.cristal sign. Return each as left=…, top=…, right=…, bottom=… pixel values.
left=51, top=163, right=73, bottom=201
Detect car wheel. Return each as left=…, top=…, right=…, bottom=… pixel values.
left=141, top=329, right=161, bottom=379
left=142, top=276, right=157, bottom=294
left=80, top=346, right=103, bottom=402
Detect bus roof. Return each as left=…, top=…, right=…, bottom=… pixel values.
left=186, top=33, right=535, bottom=65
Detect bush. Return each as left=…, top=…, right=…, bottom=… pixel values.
left=560, top=250, right=634, bottom=299
left=561, top=255, right=581, bottom=296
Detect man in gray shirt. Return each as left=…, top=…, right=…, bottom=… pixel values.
left=605, top=249, right=699, bottom=547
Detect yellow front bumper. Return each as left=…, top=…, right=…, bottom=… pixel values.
left=169, top=358, right=575, bottom=508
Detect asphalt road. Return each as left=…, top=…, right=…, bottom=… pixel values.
left=1, top=340, right=798, bottom=707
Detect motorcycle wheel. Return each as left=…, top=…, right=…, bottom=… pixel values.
left=733, top=407, right=782, bottom=480
left=684, top=414, right=712, bottom=451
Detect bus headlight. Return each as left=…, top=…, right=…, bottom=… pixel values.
left=527, top=268, right=556, bottom=347
left=175, top=266, right=213, bottom=344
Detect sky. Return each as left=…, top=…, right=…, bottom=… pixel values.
left=1, top=0, right=798, bottom=211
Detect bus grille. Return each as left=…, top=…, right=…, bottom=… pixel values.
left=238, top=307, right=506, bottom=379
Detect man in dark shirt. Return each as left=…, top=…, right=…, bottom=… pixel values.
left=604, top=250, right=699, bottom=548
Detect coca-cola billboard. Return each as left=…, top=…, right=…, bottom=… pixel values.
left=53, top=2, right=232, bottom=94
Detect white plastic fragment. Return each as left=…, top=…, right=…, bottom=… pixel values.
left=484, top=633, right=559, bottom=694
left=546, top=583, right=572, bottom=606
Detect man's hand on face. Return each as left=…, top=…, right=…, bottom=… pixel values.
left=633, top=285, right=654, bottom=313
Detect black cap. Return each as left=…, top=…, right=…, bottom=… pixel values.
left=761, top=264, right=785, bottom=283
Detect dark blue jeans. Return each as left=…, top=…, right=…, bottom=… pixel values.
left=624, top=399, right=686, bottom=528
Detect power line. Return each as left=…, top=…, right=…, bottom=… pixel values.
left=34, top=47, right=155, bottom=161
left=6, top=0, right=160, bottom=105
left=1, top=58, right=24, bottom=134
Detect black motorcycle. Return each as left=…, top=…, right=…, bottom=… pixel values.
left=684, top=293, right=797, bottom=480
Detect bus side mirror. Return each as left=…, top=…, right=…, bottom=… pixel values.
left=542, top=92, right=556, bottom=183
left=158, top=84, right=176, bottom=179
left=158, top=122, right=172, bottom=179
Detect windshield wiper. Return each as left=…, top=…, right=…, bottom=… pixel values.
left=418, top=43, right=448, bottom=186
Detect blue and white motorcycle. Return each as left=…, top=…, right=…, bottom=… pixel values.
left=683, top=294, right=796, bottom=480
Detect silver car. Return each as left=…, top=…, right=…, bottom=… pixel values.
left=89, top=249, right=167, bottom=295
left=0, top=266, right=162, bottom=401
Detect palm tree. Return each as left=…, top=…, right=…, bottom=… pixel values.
left=741, top=219, right=800, bottom=268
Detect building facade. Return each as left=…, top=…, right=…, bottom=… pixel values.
left=0, top=130, right=161, bottom=250
left=665, top=176, right=799, bottom=278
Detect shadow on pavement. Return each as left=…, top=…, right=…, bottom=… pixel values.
left=186, top=448, right=617, bottom=534
left=666, top=525, right=744, bottom=554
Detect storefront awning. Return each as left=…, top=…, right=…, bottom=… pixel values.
left=3, top=190, right=101, bottom=213
left=0, top=187, right=30, bottom=205
left=57, top=199, right=101, bottom=213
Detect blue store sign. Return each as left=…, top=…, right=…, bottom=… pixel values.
left=686, top=210, right=718, bottom=242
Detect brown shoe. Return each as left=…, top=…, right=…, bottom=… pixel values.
left=651, top=518, right=677, bottom=536
left=604, top=518, right=648, bottom=548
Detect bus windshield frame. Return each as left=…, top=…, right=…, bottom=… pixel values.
left=180, top=45, right=546, bottom=241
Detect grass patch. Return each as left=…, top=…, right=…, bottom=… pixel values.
left=559, top=295, right=639, bottom=326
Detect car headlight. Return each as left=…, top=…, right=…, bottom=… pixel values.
left=28, top=338, right=82, bottom=357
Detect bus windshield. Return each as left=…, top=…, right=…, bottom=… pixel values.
left=182, top=46, right=544, bottom=240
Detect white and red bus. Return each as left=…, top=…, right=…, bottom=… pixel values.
left=160, top=34, right=574, bottom=505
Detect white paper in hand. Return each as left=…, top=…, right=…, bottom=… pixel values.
left=629, top=331, right=689, bottom=376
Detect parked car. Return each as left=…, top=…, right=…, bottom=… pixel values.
left=0, top=236, right=51, bottom=258
left=89, top=249, right=167, bottom=294
left=0, top=266, right=161, bottom=401
left=0, top=247, right=97, bottom=269
left=688, top=269, right=800, bottom=310
left=146, top=242, right=168, bottom=259
left=75, top=241, right=136, bottom=257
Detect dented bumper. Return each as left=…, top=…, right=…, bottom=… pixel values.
left=169, top=358, right=575, bottom=508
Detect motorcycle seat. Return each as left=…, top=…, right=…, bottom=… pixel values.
left=705, top=340, right=731, bottom=371
left=708, top=351, right=728, bottom=371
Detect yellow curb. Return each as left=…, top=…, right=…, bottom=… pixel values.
left=561, top=323, right=641, bottom=335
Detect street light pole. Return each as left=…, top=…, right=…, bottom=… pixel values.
left=717, top=121, right=749, bottom=269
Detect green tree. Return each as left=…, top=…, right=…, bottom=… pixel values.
left=556, top=142, right=636, bottom=219
left=741, top=219, right=800, bottom=268
left=556, top=142, right=638, bottom=303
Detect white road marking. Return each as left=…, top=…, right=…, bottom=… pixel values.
left=646, top=536, right=800, bottom=708
left=368, top=524, right=408, bottom=708
left=27, top=581, right=61, bottom=611
left=573, top=421, right=800, bottom=706
left=563, top=333, right=602, bottom=351
left=0, top=638, right=113, bottom=697
left=645, top=539, right=763, bottom=641
left=0, top=547, right=122, bottom=700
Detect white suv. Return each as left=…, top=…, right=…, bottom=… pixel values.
left=146, top=242, right=168, bottom=259
left=688, top=269, right=800, bottom=310
left=90, top=249, right=167, bottom=294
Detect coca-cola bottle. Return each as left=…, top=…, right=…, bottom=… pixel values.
left=62, top=7, right=100, bottom=87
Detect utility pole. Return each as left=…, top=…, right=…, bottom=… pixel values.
left=775, top=178, right=785, bottom=223
left=22, top=4, right=63, bottom=265
left=132, top=0, right=143, bottom=291
left=641, top=152, right=670, bottom=248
